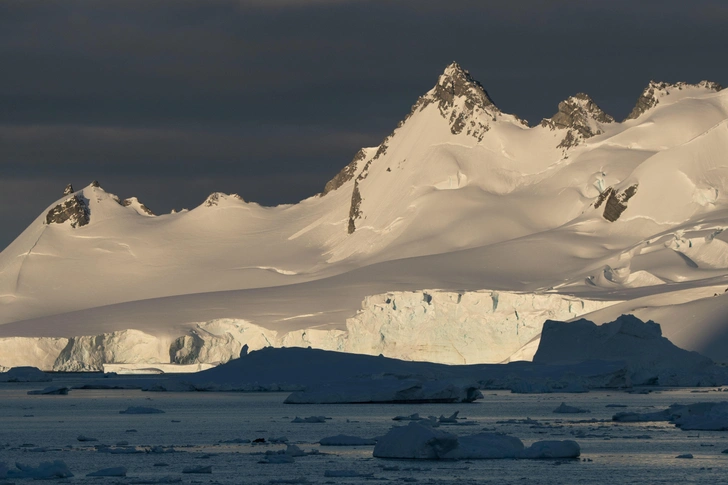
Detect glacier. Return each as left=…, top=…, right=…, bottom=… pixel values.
left=0, top=289, right=611, bottom=371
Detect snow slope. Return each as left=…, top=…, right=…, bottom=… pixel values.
left=0, top=62, right=727, bottom=369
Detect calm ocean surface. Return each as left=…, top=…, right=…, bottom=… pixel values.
left=2, top=376, right=728, bottom=484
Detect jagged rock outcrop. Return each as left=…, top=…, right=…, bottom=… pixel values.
left=347, top=182, right=362, bottom=234
left=121, top=197, right=154, bottom=215
left=203, top=192, right=244, bottom=207
left=541, top=93, right=614, bottom=149
left=594, top=184, right=639, bottom=222
left=626, top=80, right=723, bottom=120
left=411, top=61, right=508, bottom=140
left=45, top=186, right=90, bottom=228
left=322, top=148, right=368, bottom=196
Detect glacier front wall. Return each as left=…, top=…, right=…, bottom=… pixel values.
left=0, top=290, right=612, bottom=372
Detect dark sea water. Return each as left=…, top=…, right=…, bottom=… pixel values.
left=2, top=377, right=728, bottom=484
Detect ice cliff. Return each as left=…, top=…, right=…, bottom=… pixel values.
left=0, top=290, right=610, bottom=371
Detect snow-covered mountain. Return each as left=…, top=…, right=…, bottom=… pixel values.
left=1, top=62, right=727, bottom=371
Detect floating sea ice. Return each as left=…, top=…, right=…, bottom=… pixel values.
left=129, top=477, right=181, bottom=484
left=77, top=435, right=98, bottom=442
left=676, top=453, right=694, bottom=459
left=285, top=444, right=306, bottom=457
left=323, top=470, right=374, bottom=478
left=182, top=465, right=212, bottom=474
left=4, top=460, right=74, bottom=479
left=259, top=453, right=295, bottom=464
left=291, top=416, right=328, bottom=423
left=373, top=422, right=580, bottom=460
left=27, top=386, right=70, bottom=395
left=443, top=433, right=524, bottom=459
left=87, top=466, right=127, bottom=477
left=392, top=413, right=424, bottom=421
left=120, top=406, right=165, bottom=414
left=319, top=435, right=377, bottom=446
left=613, top=402, right=728, bottom=430
left=553, top=402, right=590, bottom=414
left=522, top=440, right=581, bottom=459
left=438, top=411, right=459, bottom=423
left=373, top=422, right=459, bottom=459
left=269, top=436, right=288, bottom=444
left=220, top=438, right=251, bottom=444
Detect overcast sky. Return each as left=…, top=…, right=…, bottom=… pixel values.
left=1, top=0, right=727, bottom=249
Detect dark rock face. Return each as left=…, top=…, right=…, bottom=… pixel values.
left=45, top=194, right=90, bottom=228
left=121, top=198, right=154, bottom=215
left=347, top=182, right=363, bottom=234
left=625, top=80, right=723, bottom=121
left=418, top=62, right=503, bottom=140
left=595, top=184, right=639, bottom=222
left=321, top=148, right=368, bottom=196
left=541, top=93, right=614, bottom=149
left=203, top=192, right=243, bottom=207
left=63, top=184, right=74, bottom=196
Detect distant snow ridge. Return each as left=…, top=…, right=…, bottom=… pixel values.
left=626, top=80, right=723, bottom=120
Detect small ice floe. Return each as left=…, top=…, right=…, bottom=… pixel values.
left=676, top=453, right=694, bottom=459
left=284, top=444, right=306, bottom=457
left=553, top=403, right=590, bottom=414
left=27, top=386, right=70, bottom=395
left=373, top=422, right=580, bottom=460
left=291, top=416, right=329, bottom=423
left=285, top=378, right=481, bottom=404
left=147, top=446, right=177, bottom=454
left=2, top=460, right=74, bottom=479
left=153, top=463, right=169, bottom=467
left=269, top=436, right=288, bottom=444
left=613, top=402, right=728, bottom=430
left=77, top=435, right=98, bottom=442
left=27, top=446, right=63, bottom=452
left=87, top=466, right=127, bottom=477
left=438, top=412, right=459, bottom=423
left=319, top=434, right=377, bottom=446
left=120, top=406, right=165, bottom=414
left=96, top=444, right=142, bottom=454
left=521, top=440, right=582, bottom=459
left=393, top=413, right=425, bottom=421
left=129, top=477, right=181, bottom=484
left=606, top=404, right=628, bottom=408
left=323, top=470, right=374, bottom=478
left=259, top=452, right=295, bottom=464
left=182, top=465, right=212, bottom=474
left=220, top=438, right=251, bottom=444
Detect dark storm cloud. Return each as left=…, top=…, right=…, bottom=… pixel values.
left=1, top=0, right=727, bottom=248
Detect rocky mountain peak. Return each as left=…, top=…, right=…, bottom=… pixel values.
left=203, top=192, right=244, bottom=207
left=401, top=61, right=508, bottom=141
left=626, top=80, right=724, bottom=121
left=45, top=185, right=90, bottom=228
left=433, top=62, right=498, bottom=112
left=541, top=93, right=614, bottom=149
